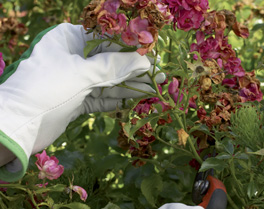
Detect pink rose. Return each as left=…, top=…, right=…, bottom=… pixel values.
left=103, top=0, right=120, bottom=13
left=35, top=150, right=64, bottom=180
left=73, top=186, right=88, bottom=202
left=0, top=52, right=5, bottom=76
left=98, top=10, right=127, bottom=35
left=239, top=84, right=263, bottom=102
left=190, top=32, right=220, bottom=60
left=177, top=9, right=204, bottom=31
left=224, top=57, right=245, bottom=77
left=122, top=17, right=153, bottom=46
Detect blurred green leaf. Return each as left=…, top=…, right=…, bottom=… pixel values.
left=141, top=174, right=163, bottom=207
left=199, top=158, right=228, bottom=172
left=102, top=202, right=121, bottom=209
left=84, top=39, right=106, bottom=58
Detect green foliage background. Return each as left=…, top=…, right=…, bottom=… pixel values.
left=1, top=0, right=264, bottom=208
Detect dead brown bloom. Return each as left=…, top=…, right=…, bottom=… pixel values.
left=177, top=128, right=189, bottom=147
left=139, top=2, right=168, bottom=29
left=204, top=59, right=225, bottom=84
left=81, top=0, right=105, bottom=29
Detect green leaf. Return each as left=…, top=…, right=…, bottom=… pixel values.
left=164, top=126, right=178, bottom=143
left=215, top=153, right=231, bottom=160
left=102, top=202, right=121, bottom=209
left=252, top=23, right=264, bottom=31
left=141, top=174, right=163, bottom=207
left=83, top=39, right=106, bottom=58
left=152, top=103, right=163, bottom=114
left=119, top=47, right=137, bottom=52
left=53, top=203, right=90, bottom=209
left=159, top=30, right=168, bottom=44
left=222, top=138, right=234, bottom=155
left=247, top=181, right=258, bottom=199
left=248, top=148, right=264, bottom=156
left=199, top=157, right=228, bottom=172
left=234, top=152, right=249, bottom=160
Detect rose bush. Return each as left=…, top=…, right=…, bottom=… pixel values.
left=1, top=0, right=264, bottom=209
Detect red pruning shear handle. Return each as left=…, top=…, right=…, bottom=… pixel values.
left=192, top=169, right=227, bottom=209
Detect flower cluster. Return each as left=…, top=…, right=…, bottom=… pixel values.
left=82, top=0, right=173, bottom=55
left=0, top=17, right=28, bottom=54
left=35, top=150, right=87, bottom=202
left=164, top=0, right=209, bottom=31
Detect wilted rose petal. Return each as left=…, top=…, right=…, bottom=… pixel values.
left=103, top=0, right=120, bottom=13
left=177, top=128, right=189, bottom=147
left=0, top=52, right=5, bottom=76
left=73, top=186, right=88, bottom=202
left=168, top=77, right=179, bottom=94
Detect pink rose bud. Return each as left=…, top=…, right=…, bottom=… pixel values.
left=35, top=150, right=64, bottom=180
left=0, top=52, right=5, bottom=76
left=168, top=77, right=179, bottom=94
left=73, top=186, right=88, bottom=202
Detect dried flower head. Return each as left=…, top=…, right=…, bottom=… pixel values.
left=185, top=58, right=211, bottom=78
left=204, top=59, right=225, bottom=84
left=81, top=0, right=105, bottom=29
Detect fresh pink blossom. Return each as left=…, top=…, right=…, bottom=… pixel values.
left=73, top=186, right=88, bottom=202
left=35, top=150, right=64, bottom=180
left=0, top=52, right=5, bottom=76
left=98, top=10, right=127, bottom=35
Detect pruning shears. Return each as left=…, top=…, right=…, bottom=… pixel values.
left=192, top=168, right=227, bottom=209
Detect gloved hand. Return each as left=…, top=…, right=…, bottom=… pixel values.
left=0, top=23, right=165, bottom=182
left=159, top=203, right=204, bottom=209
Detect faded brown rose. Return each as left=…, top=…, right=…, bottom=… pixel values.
left=204, top=59, right=225, bottom=84
left=81, top=0, right=105, bottom=29
left=139, top=2, right=166, bottom=29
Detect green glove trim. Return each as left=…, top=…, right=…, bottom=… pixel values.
left=0, top=24, right=58, bottom=85
left=0, top=130, right=27, bottom=182
left=0, top=25, right=58, bottom=182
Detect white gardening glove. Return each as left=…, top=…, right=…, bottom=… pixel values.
left=0, top=23, right=165, bottom=182
left=159, top=203, right=204, bottom=209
